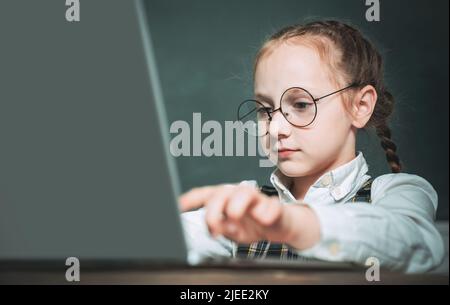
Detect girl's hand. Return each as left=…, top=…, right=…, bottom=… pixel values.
left=179, top=184, right=320, bottom=248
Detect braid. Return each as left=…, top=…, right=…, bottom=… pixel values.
left=373, top=89, right=402, bottom=173
left=375, top=121, right=402, bottom=173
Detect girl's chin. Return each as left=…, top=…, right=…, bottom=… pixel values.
left=276, top=161, right=310, bottom=177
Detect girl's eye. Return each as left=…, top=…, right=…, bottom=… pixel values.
left=257, top=107, right=272, bottom=114
left=292, top=101, right=313, bottom=110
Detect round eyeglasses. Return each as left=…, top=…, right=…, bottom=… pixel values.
left=237, top=83, right=358, bottom=136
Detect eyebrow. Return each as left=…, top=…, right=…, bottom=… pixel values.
left=255, top=86, right=322, bottom=104
left=254, top=93, right=274, bottom=105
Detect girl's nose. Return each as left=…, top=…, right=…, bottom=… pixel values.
left=268, top=110, right=291, bottom=138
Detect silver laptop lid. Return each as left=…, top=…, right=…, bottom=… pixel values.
left=0, top=0, right=188, bottom=263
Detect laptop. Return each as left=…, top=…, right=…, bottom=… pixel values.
left=0, top=0, right=354, bottom=271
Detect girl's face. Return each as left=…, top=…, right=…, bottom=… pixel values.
left=254, top=41, right=356, bottom=178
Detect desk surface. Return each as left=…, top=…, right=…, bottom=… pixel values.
left=1, top=264, right=448, bottom=284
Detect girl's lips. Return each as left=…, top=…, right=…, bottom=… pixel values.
left=277, top=149, right=301, bottom=158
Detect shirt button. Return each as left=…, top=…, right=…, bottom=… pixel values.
left=328, top=242, right=340, bottom=256
left=320, top=175, right=332, bottom=187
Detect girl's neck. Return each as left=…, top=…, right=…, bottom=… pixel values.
left=290, top=151, right=356, bottom=201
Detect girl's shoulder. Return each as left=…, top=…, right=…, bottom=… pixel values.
left=370, top=172, right=438, bottom=209
left=371, top=172, right=436, bottom=193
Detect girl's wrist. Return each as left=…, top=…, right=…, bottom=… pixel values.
left=282, top=204, right=321, bottom=250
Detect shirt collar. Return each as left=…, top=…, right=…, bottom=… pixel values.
left=269, top=151, right=369, bottom=202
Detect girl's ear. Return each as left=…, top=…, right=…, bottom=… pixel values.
left=350, top=85, right=377, bottom=128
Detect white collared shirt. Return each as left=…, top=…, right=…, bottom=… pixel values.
left=181, top=151, right=445, bottom=273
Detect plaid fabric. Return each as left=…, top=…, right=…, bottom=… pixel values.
left=350, top=178, right=373, bottom=203
left=236, top=240, right=302, bottom=260
left=235, top=178, right=374, bottom=260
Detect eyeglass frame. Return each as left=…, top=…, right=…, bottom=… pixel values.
left=237, top=82, right=360, bottom=131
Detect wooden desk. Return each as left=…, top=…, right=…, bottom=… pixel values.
left=1, top=263, right=447, bottom=284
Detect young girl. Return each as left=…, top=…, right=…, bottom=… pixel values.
left=179, top=20, right=444, bottom=273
